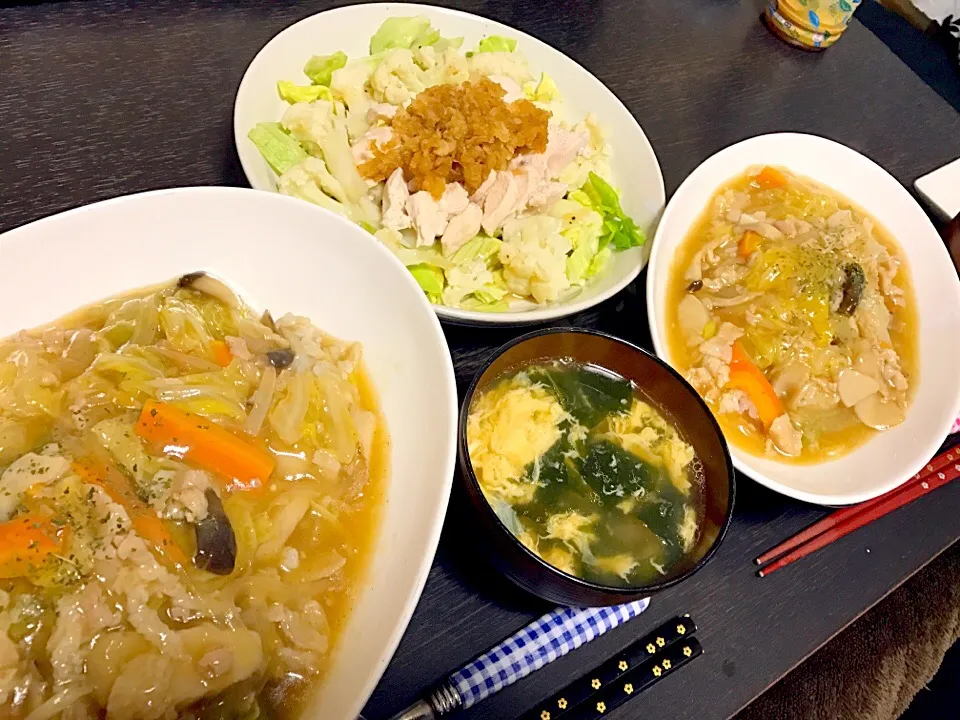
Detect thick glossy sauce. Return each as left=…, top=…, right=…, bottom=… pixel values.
left=665, top=170, right=918, bottom=463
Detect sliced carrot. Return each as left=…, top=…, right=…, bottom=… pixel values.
left=727, top=340, right=784, bottom=428
left=73, top=459, right=139, bottom=509
left=738, top=230, right=761, bottom=258
left=73, top=459, right=188, bottom=568
left=755, top=166, right=788, bottom=189
left=135, top=400, right=275, bottom=492
left=0, top=514, right=70, bottom=579
left=132, top=513, right=189, bottom=566
left=211, top=340, right=233, bottom=367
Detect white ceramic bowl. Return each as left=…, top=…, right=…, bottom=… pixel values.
left=647, top=133, right=960, bottom=506
left=234, top=2, right=665, bottom=326
left=0, top=188, right=458, bottom=719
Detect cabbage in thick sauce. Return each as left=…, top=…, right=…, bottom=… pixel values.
left=466, top=360, right=701, bottom=586
left=0, top=275, right=387, bottom=719
left=667, top=166, right=917, bottom=462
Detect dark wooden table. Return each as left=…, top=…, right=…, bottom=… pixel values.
left=2, top=1, right=959, bottom=719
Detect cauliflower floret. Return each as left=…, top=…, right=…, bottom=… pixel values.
left=280, top=104, right=380, bottom=225
left=442, top=259, right=495, bottom=307
left=467, top=51, right=534, bottom=85
left=281, top=100, right=340, bottom=157
left=370, top=49, right=428, bottom=105
left=330, top=60, right=377, bottom=139
left=414, top=46, right=470, bottom=86
left=277, top=157, right=349, bottom=218
left=557, top=114, right=611, bottom=188
left=499, top=215, right=572, bottom=303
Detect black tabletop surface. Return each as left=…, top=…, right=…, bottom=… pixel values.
left=1, top=2, right=959, bottom=719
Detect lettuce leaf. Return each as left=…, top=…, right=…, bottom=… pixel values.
left=566, top=240, right=597, bottom=285
left=460, top=296, right=508, bottom=312
left=248, top=122, right=308, bottom=176
left=586, top=246, right=612, bottom=279
left=524, top=72, right=560, bottom=103
left=277, top=80, right=333, bottom=104
left=579, top=172, right=645, bottom=250
left=433, top=36, right=465, bottom=52
left=476, top=35, right=517, bottom=54
left=407, top=264, right=445, bottom=295
left=303, top=51, right=347, bottom=86
left=449, top=234, right=502, bottom=264
left=369, top=16, right=440, bottom=53
left=394, top=245, right=454, bottom=270
left=562, top=205, right=603, bottom=284
left=92, top=416, right=152, bottom=487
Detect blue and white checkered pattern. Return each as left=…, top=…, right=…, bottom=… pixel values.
left=449, top=599, right=649, bottom=709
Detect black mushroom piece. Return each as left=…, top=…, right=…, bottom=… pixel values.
left=177, top=271, right=240, bottom=308
left=194, top=488, right=237, bottom=575
left=837, top=263, right=866, bottom=316
left=260, top=310, right=278, bottom=333
left=266, top=348, right=295, bottom=369
left=686, top=279, right=703, bottom=293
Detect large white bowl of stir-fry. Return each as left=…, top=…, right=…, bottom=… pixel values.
left=0, top=188, right=458, bottom=719
left=234, top=4, right=664, bottom=325
left=647, top=133, right=960, bottom=506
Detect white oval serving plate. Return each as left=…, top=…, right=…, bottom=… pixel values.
left=234, top=2, right=665, bottom=326
left=647, top=133, right=960, bottom=506
left=0, top=187, right=459, bottom=719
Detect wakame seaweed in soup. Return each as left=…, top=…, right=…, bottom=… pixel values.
left=466, top=360, right=703, bottom=586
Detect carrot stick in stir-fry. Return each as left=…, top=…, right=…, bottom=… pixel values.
left=73, top=458, right=139, bottom=509
left=755, top=166, right=788, bottom=189
left=0, top=514, right=70, bottom=579
left=135, top=400, right=275, bottom=492
left=738, top=230, right=761, bottom=258
left=728, top=341, right=784, bottom=428
left=211, top=340, right=233, bottom=367
left=72, top=459, right=189, bottom=567
left=133, top=514, right=189, bottom=565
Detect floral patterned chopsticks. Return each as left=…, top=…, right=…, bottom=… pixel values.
left=519, top=615, right=701, bottom=720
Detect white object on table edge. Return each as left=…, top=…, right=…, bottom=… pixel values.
left=914, top=157, right=960, bottom=221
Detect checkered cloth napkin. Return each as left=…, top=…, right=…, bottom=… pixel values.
left=448, top=599, right=649, bottom=710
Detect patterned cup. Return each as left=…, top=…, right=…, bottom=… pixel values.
left=764, top=0, right=863, bottom=50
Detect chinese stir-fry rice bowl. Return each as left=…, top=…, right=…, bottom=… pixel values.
left=666, top=166, right=917, bottom=462
left=0, top=274, right=387, bottom=719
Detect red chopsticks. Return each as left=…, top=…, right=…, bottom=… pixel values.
left=755, top=447, right=960, bottom=577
